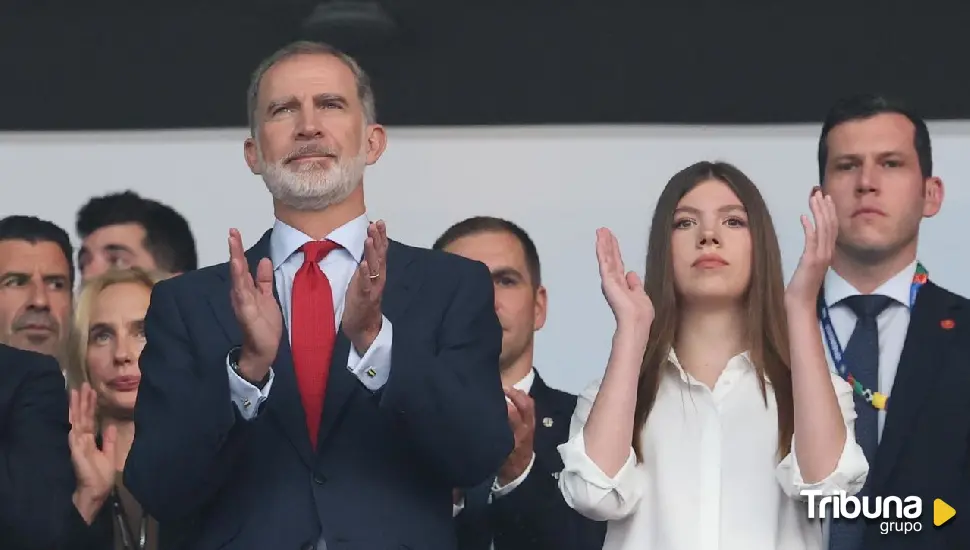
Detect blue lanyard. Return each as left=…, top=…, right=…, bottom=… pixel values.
left=817, top=262, right=927, bottom=410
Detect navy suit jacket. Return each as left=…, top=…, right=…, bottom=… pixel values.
left=124, top=231, right=514, bottom=550
left=0, top=343, right=87, bottom=550
left=857, top=282, right=970, bottom=549
left=454, top=371, right=606, bottom=550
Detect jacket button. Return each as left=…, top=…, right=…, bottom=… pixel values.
left=299, top=542, right=315, bottom=550
left=312, top=472, right=327, bottom=485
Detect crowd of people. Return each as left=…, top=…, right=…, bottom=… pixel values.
left=0, top=40, right=966, bottom=550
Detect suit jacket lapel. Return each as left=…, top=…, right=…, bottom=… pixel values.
left=208, top=229, right=315, bottom=467
left=314, top=239, right=419, bottom=449
left=873, top=282, right=957, bottom=488
left=529, top=373, right=554, bottom=449
left=529, top=372, right=570, bottom=452
left=314, top=331, right=353, bottom=451
left=379, top=240, right=419, bottom=323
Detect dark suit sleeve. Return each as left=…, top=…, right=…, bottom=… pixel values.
left=379, top=260, right=514, bottom=488
left=0, top=351, right=85, bottom=550
left=490, top=456, right=607, bottom=550
left=61, top=508, right=112, bottom=550
left=124, top=280, right=255, bottom=523
left=454, top=507, right=492, bottom=550
left=947, top=436, right=970, bottom=549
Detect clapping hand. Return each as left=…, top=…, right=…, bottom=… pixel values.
left=497, top=388, right=536, bottom=486
left=229, top=228, right=282, bottom=382
left=786, top=188, right=838, bottom=306
left=69, top=383, right=116, bottom=514
left=596, top=228, right=654, bottom=339
left=342, top=220, right=389, bottom=354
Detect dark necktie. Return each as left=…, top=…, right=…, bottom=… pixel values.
left=291, top=240, right=340, bottom=450
left=828, top=293, right=892, bottom=550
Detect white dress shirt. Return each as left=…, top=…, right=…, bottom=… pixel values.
left=452, top=368, right=537, bottom=518
left=557, top=350, right=869, bottom=550
left=226, top=215, right=394, bottom=420
left=818, top=260, right=916, bottom=548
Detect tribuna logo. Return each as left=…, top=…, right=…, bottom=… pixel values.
left=801, top=490, right=924, bottom=534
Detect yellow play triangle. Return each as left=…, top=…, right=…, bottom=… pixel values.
left=934, top=498, right=956, bottom=527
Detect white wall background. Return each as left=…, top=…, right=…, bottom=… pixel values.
left=2, top=123, right=968, bottom=394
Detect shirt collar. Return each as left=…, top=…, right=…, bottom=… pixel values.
left=823, top=259, right=917, bottom=308
left=269, top=214, right=369, bottom=269
left=510, top=368, right=535, bottom=393
left=666, top=348, right=758, bottom=384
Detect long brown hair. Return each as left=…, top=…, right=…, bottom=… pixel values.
left=632, top=161, right=794, bottom=461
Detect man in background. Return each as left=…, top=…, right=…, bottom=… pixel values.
left=817, top=93, right=969, bottom=550
left=0, top=216, right=73, bottom=366
left=76, top=190, right=198, bottom=281
left=435, top=216, right=606, bottom=550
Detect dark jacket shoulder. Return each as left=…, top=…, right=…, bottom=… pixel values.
left=0, top=343, right=61, bottom=380
left=925, top=280, right=969, bottom=303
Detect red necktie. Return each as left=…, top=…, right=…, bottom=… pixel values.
left=291, top=240, right=340, bottom=450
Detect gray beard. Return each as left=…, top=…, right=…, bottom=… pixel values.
left=259, top=148, right=367, bottom=211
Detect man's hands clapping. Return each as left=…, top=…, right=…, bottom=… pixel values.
left=497, top=388, right=536, bottom=487
left=228, top=228, right=282, bottom=383
left=342, top=221, right=389, bottom=355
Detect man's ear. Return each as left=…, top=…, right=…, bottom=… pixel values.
left=364, top=124, right=387, bottom=166
left=244, top=137, right=261, bottom=175
left=534, top=285, right=548, bottom=332
left=923, top=176, right=944, bottom=218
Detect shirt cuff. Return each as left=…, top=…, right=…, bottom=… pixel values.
left=775, top=373, right=870, bottom=499
left=452, top=499, right=465, bottom=517
left=226, top=353, right=274, bottom=421
left=347, top=315, right=392, bottom=392
left=556, top=430, right=644, bottom=521
left=491, top=452, right=536, bottom=498
left=775, top=433, right=869, bottom=498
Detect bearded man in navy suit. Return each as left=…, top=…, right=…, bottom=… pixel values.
left=124, top=41, right=513, bottom=550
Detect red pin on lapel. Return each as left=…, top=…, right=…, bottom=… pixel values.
left=941, top=319, right=955, bottom=330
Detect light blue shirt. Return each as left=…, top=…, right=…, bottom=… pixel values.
left=227, top=214, right=394, bottom=420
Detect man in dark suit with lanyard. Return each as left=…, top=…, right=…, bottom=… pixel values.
left=123, top=41, right=513, bottom=550
left=434, top=216, right=607, bottom=550
left=816, top=93, right=969, bottom=550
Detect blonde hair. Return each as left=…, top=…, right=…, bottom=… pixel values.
left=65, top=268, right=169, bottom=390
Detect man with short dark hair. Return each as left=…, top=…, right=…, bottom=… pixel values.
left=0, top=216, right=73, bottom=364
left=435, top=216, right=606, bottom=550
left=816, top=93, right=969, bottom=550
left=76, top=190, right=197, bottom=281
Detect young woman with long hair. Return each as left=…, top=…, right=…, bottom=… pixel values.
left=558, top=161, right=869, bottom=549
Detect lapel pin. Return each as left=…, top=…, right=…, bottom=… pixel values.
left=941, top=319, right=955, bottom=330
left=542, top=417, right=554, bottom=428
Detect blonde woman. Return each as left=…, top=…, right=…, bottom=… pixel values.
left=65, top=268, right=168, bottom=550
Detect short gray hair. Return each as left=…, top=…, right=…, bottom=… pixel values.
left=246, top=41, right=377, bottom=136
